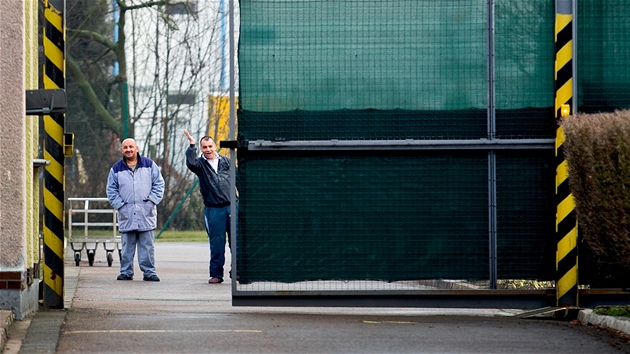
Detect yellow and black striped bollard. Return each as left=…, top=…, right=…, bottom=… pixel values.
left=42, top=0, right=66, bottom=309
left=554, top=0, right=578, bottom=308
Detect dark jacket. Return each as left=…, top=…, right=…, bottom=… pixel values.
left=185, top=145, right=232, bottom=207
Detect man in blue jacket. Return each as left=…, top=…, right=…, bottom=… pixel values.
left=184, top=130, right=233, bottom=284
left=107, top=138, right=165, bottom=281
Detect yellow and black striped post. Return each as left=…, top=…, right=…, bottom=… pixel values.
left=42, top=0, right=66, bottom=308
left=554, top=0, right=578, bottom=307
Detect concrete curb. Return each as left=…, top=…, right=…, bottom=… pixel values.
left=0, top=310, right=15, bottom=351
left=578, top=309, right=630, bottom=335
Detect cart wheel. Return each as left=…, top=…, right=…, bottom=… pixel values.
left=107, top=252, right=113, bottom=267
left=87, top=251, right=95, bottom=266
left=74, top=253, right=81, bottom=266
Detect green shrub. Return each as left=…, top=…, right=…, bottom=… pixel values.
left=594, top=306, right=630, bottom=318
left=561, top=110, right=630, bottom=286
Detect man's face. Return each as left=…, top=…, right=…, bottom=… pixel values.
left=120, top=139, right=138, bottom=160
left=200, top=138, right=216, bottom=160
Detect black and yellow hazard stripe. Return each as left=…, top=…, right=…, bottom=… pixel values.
left=42, top=0, right=65, bottom=308
left=554, top=0, right=578, bottom=307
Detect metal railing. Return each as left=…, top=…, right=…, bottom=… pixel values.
left=67, top=197, right=120, bottom=267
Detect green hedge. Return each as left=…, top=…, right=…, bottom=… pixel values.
left=562, top=110, right=630, bottom=286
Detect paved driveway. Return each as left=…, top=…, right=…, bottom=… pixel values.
left=15, top=242, right=630, bottom=353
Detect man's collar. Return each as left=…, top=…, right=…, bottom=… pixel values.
left=202, top=154, right=220, bottom=163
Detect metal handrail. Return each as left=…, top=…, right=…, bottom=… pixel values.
left=67, top=197, right=118, bottom=241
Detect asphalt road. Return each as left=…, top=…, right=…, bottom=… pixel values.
left=14, top=242, right=630, bottom=353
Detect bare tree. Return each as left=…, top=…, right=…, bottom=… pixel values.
left=65, top=0, right=232, bottom=230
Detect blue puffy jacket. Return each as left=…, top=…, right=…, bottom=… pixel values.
left=106, top=155, right=165, bottom=232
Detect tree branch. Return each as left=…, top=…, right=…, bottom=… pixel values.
left=118, top=0, right=191, bottom=12
left=67, top=54, right=123, bottom=136
left=68, top=28, right=116, bottom=51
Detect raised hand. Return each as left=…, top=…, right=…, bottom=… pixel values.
left=183, top=130, right=195, bottom=145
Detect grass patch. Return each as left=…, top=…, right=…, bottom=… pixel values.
left=594, top=306, right=630, bottom=318
left=67, top=229, right=207, bottom=242
left=155, top=230, right=207, bottom=242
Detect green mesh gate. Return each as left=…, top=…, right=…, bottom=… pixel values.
left=238, top=1, right=555, bottom=140
left=231, top=0, right=630, bottom=302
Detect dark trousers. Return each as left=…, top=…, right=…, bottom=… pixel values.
left=204, top=205, right=231, bottom=278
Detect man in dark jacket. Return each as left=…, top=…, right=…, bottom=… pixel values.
left=184, top=130, right=233, bottom=284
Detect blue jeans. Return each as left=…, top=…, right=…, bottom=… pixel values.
left=204, top=206, right=231, bottom=278
left=120, top=230, right=156, bottom=278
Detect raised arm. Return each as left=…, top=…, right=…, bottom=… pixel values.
left=184, top=130, right=200, bottom=173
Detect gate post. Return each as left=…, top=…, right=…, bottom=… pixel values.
left=42, top=0, right=66, bottom=308
left=554, top=0, right=578, bottom=307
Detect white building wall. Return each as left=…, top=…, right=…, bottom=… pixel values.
left=0, top=0, right=40, bottom=320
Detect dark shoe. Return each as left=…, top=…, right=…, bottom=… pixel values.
left=208, top=277, right=224, bottom=284
left=143, top=275, right=160, bottom=282
left=117, top=274, right=133, bottom=281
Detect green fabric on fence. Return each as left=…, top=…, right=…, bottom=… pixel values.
left=236, top=1, right=562, bottom=284
left=579, top=0, right=630, bottom=111
left=496, top=151, right=556, bottom=281
left=238, top=108, right=487, bottom=141
left=236, top=151, right=490, bottom=283
left=239, top=0, right=489, bottom=112
left=236, top=151, right=556, bottom=283
left=238, top=108, right=556, bottom=141
left=238, top=1, right=558, bottom=141
left=239, top=1, right=557, bottom=113
left=494, top=1, right=555, bottom=111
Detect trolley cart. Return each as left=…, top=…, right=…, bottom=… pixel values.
left=67, top=197, right=121, bottom=267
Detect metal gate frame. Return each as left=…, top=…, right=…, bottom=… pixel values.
left=224, top=0, right=630, bottom=309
